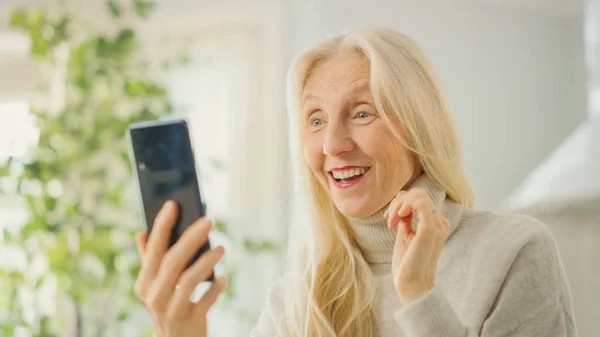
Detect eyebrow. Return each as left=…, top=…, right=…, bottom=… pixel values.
left=302, top=82, right=371, bottom=103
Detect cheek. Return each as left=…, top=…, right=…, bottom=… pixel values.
left=382, top=139, right=416, bottom=189
left=379, top=136, right=402, bottom=183
left=302, top=133, right=325, bottom=175
left=359, top=126, right=410, bottom=183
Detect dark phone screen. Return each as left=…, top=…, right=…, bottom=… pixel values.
left=129, top=120, right=212, bottom=276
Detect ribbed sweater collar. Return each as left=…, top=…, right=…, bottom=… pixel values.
left=347, top=175, right=463, bottom=264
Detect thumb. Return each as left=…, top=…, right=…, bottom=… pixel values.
left=135, top=231, right=148, bottom=258
left=393, top=213, right=413, bottom=261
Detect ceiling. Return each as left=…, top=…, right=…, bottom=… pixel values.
left=0, top=0, right=587, bottom=21
left=463, top=0, right=584, bottom=17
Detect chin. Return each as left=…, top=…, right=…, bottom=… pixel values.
left=333, top=200, right=373, bottom=219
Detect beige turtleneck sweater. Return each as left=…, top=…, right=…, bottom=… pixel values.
left=249, top=176, right=576, bottom=336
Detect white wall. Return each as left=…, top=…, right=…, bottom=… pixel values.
left=0, top=0, right=588, bottom=210
left=284, top=0, right=587, bottom=210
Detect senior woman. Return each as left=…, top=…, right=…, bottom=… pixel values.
left=133, top=27, right=576, bottom=337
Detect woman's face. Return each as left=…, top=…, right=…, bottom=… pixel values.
left=302, top=52, right=420, bottom=218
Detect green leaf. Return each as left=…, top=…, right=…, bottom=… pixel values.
left=223, top=269, right=236, bottom=299
left=3, top=229, right=12, bottom=241
left=113, top=28, right=136, bottom=55
left=75, top=75, right=91, bottom=90
left=0, top=322, right=15, bottom=335
left=120, top=151, right=132, bottom=168
left=44, top=195, right=57, bottom=211
left=129, top=262, right=141, bottom=280
left=21, top=215, right=47, bottom=236
left=179, top=55, right=191, bottom=65
left=23, top=161, right=42, bottom=179
left=214, top=220, right=228, bottom=233
left=124, top=80, right=166, bottom=98
left=72, top=287, right=86, bottom=302
left=9, top=9, right=26, bottom=27
left=65, top=203, right=80, bottom=216
left=80, top=228, right=114, bottom=259
left=133, top=0, right=156, bottom=18
left=107, top=0, right=121, bottom=18
left=96, top=36, right=111, bottom=57
left=117, top=311, right=130, bottom=321
left=31, top=35, right=50, bottom=57
left=107, top=185, right=123, bottom=206
left=0, top=157, right=12, bottom=176
left=52, top=16, right=70, bottom=43
left=139, top=328, right=156, bottom=337
left=242, top=238, right=280, bottom=253
left=163, top=101, right=173, bottom=114
left=28, top=8, right=46, bottom=27
left=123, top=80, right=143, bottom=97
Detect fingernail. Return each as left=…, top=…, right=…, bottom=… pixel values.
left=165, top=200, right=176, bottom=210
left=155, top=201, right=172, bottom=222
left=201, top=219, right=213, bottom=231
left=159, top=201, right=174, bottom=216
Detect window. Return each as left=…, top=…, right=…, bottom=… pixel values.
left=167, top=56, right=231, bottom=220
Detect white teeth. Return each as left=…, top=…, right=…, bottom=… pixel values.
left=332, top=167, right=367, bottom=180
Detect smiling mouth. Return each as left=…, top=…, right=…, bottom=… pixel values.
left=329, top=167, right=370, bottom=183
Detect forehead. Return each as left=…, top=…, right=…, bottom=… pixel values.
left=303, top=52, right=371, bottom=98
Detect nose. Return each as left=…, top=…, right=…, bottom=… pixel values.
left=323, top=122, right=355, bottom=157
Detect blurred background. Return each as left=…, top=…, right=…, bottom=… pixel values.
left=0, top=0, right=597, bottom=336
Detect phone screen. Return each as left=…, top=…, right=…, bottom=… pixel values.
left=128, top=119, right=212, bottom=277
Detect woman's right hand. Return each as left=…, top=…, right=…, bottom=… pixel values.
left=134, top=200, right=228, bottom=337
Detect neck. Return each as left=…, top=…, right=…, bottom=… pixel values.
left=346, top=174, right=463, bottom=264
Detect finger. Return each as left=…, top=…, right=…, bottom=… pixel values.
left=394, top=201, right=415, bottom=231
left=135, top=202, right=179, bottom=302
left=386, top=190, right=407, bottom=219
left=161, top=218, right=213, bottom=280
left=414, top=201, right=436, bottom=230
left=409, top=227, right=443, bottom=277
left=135, top=231, right=148, bottom=258
left=434, top=212, right=451, bottom=244
left=144, top=201, right=179, bottom=276
left=400, top=195, right=435, bottom=231
left=411, top=205, right=443, bottom=261
left=393, top=213, right=414, bottom=260
left=168, top=246, right=225, bottom=314
left=194, top=276, right=228, bottom=315
left=149, top=219, right=214, bottom=312
left=396, top=201, right=412, bottom=218
left=387, top=196, right=405, bottom=229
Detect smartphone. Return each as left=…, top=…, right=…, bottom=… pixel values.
left=127, top=119, right=213, bottom=281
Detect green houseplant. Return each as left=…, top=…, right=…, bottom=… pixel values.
left=0, top=1, right=279, bottom=336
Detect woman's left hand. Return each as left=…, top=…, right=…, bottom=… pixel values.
left=384, top=188, right=450, bottom=305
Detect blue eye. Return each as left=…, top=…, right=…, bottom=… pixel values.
left=357, top=112, right=370, bottom=119
left=311, top=119, right=323, bottom=126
